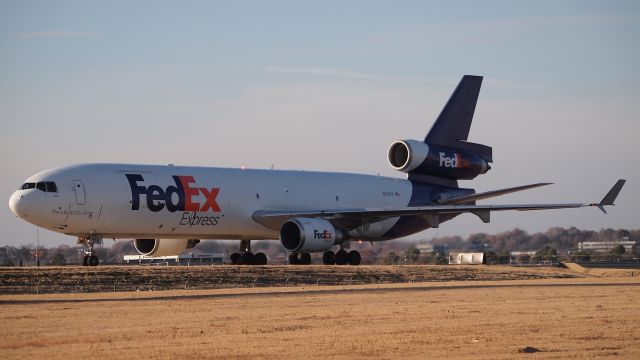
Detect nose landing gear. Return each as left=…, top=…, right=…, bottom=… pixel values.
left=83, top=254, right=99, bottom=266
left=78, top=236, right=102, bottom=266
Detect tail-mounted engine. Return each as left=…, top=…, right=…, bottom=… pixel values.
left=388, top=139, right=491, bottom=180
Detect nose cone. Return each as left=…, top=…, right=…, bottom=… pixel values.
left=9, top=191, right=27, bottom=218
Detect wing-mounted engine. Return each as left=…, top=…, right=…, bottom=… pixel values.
left=388, top=139, right=491, bottom=180
left=280, top=218, right=344, bottom=253
left=133, top=238, right=200, bottom=257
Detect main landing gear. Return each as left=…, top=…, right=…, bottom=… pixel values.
left=230, top=240, right=268, bottom=265
left=288, top=249, right=361, bottom=265
left=322, top=249, right=361, bottom=265
left=78, top=236, right=102, bottom=266
left=288, top=252, right=312, bottom=265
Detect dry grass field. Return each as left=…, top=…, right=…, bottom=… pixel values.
left=0, top=265, right=583, bottom=294
left=1, top=275, right=639, bottom=359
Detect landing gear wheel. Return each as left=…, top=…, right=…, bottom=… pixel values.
left=230, top=252, right=241, bottom=265
left=240, top=252, right=255, bottom=265
left=254, top=252, right=268, bottom=265
left=300, top=253, right=312, bottom=265
left=335, top=249, right=349, bottom=265
left=348, top=250, right=361, bottom=265
left=289, top=253, right=300, bottom=265
left=322, top=251, right=336, bottom=265
left=79, top=236, right=101, bottom=266
left=88, top=255, right=99, bottom=266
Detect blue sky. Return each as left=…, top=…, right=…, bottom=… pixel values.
left=1, top=1, right=638, bottom=247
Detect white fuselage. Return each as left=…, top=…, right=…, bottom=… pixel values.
left=9, top=164, right=414, bottom=241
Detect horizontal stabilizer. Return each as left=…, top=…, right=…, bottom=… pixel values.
left=438, top=183, right=552, bottom=205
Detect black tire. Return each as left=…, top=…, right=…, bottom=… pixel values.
left=288, top=253, right=299, bottom=265
left=322, top=251, right=335, bottom=265
left=82, top=255, right=89, bottom=266
left=254, top=252, right=268, bottom=265
left=300, top=253, right=312, bottom=265
left=88, top=255, right=99, bottom=266
left=240, top=252, right=254, bottom=265
left=348, top=250, right=361, bottom=265
left=335, top=249, right=349, bottom=265
left=230, top=252, right=241, bottom=265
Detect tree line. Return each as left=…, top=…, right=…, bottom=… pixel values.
left=1, top=227, right=637, bottom=266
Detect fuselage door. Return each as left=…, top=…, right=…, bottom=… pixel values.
left=73, top=180, right=86, bottom=205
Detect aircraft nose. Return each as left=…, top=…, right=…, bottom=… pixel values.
left=9, top=191, right=28, bottom=218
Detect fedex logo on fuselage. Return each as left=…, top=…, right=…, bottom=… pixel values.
left=125, top=174, right=221, bottom=213
left=439, top=152, right=469, bottom=168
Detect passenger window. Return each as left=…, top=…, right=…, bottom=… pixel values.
left=36, top=182, right=46, bottom=192
left=21, top=183, right=35, bottom=190
left=45, top=182, right=58, bottom=193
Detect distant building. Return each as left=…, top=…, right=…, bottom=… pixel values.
left=123, top=252, right=225, bottom=265
left=470, top=242, right=491, bottom=252
left=433, top=244, right=449, bottom=254
left=416, top=243, right=450, bottom=254
left=448, top=252, right=484, bottom=265
left=416, top=243, right=433, bottom=253
left=577, top=240, right=637, bottom=253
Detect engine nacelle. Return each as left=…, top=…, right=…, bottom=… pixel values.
left=133, top=238, right=200, bottom=257
left=388, top=139, right=490, bottom=180
left=280, top=218, right=342, bottom=253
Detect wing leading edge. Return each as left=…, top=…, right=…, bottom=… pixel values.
left=252, top=180, right=626, bottom=231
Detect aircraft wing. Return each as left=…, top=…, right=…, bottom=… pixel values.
left=436, top=182, right=552, bottom=205
left=253, top=179, right=626, bottom=231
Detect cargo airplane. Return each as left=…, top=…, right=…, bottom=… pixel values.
left=9, top=75, right=625, bottom=266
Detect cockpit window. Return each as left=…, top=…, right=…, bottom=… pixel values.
left=24, top=182, right=58, bottom=192
left=21, top=183, right=35, bottom=190
left=45, top=182, right=58, bottom=193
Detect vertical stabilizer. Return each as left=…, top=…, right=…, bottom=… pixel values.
left=425, top=75, right=483, bottom=145
left=391, top=75, right=493, bottom=187
left=424, top=75, right=491, bottom=163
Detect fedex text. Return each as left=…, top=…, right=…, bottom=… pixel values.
left=314, top=229, right=333, bottom=239
left=126, top=174, right=221, bottom=213
left=438, top=152, right=469, bottom=168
